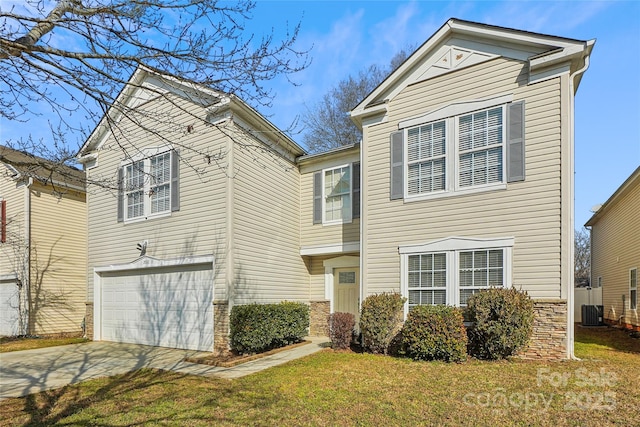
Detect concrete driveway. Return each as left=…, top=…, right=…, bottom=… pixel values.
left=0, top=341, right=212, bottom=399
left=0, top=338, right=330, bottom=399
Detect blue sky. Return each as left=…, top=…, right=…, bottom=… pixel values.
left=1, top=0, right=638, bottom=229
left=251, top=0, right=640, bottom=229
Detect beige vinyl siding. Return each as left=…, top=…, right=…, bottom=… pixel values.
left=363, top=57, right=563, bottom=299
left=308, top=255, right=331, bottom=301
left=300, top=167, right=360, bottom=248
left=0, top=176, right=25, bottom=275
left=86, top=94, right=229, bottom=301
left=29, top=182, right=86, bottom=334
left=591, top=180, right=640, bottom=326
left=232, top=127, right=308, bottom=304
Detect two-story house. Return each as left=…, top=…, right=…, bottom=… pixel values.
left=78, top=19, right=593, bottom=359
left=0, top=146, right=87, bottom=337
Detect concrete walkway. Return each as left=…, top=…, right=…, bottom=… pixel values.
left=0, top=337, right=329, bottom=399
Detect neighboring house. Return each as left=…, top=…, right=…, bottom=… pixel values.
left=78, top=19, right=594, bottom=359
left=585, top=166, right=640, bottom=331
left=350, top=19, right=593, bottom=359
left=0, top=146, right=87, bottom=337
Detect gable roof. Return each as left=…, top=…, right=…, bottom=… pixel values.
left=0, top=145, right=85, bottom=191
left=77, top=66, right=305, bottom=162
left=351, top=18, right=595, bottom=126
left=585, top=166, right=640, bottom=227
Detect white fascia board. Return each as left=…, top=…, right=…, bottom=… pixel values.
left=94, top=254, right=215, bottom=273
left=0, top=273, right=19, bottom=283
left=300, top=242, right=360, bottom=256
left=399, top=236, right=515, bottom=254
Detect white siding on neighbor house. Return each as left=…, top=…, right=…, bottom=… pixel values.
left=299, top=156, right=360, bottom=248
left=29, top=182, right=86, bottom=335
left=362, top=57, right=563, bottom=300
left=232, top=127, right=308, bottom=304
left=0, top=175, right=25, bottom=276
left=590, top=178, right=640, bottom=327
left=86, top=94, right=229, bottom=302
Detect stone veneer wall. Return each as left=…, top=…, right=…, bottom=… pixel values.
left=213, top=300, right=230, bottom=354
left=85, top=302, right=94, bottom=340
left=518, top=300, right=567, bottom=360
left=309, top=300, right=330, bottom=336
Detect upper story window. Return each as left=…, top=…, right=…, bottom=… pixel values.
left=458, top=107, right=503, bottom=188
left=118, top=149, right=179, bottom=223
left=324, top=165, right=351, bottom=222
left=390, top=98, right=524, bottom=202
left=313, top=162, right=360, bottom=225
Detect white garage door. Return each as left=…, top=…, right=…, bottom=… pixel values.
left=100, top=265, right=213, bottom=351
left=0, top=278, right=20, bottom=336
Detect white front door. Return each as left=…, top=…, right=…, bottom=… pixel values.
left=334, top=267, right=359, bottom=320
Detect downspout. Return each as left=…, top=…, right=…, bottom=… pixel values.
left=567, top=49, right=592, bottom=360
left=24, top=177, right=33, bottom=335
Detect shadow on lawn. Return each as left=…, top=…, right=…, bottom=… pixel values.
left=575, top=325, right=640, bottom=354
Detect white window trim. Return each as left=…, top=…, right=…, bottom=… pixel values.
left=630, top=267, right=638, bottom=310
left=322, top=163, right=353, bottom=225
left=399, top=236, right=513, bottom=318
left=121, top=148, right=173, bottom=223
left=403, top=105, right=507, bottom=202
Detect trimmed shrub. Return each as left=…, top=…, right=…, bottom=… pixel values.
left=230, top=301, right=309, bottom=354
left=329, top=312, right=355, bottom=350
left=359, top=293, right=406, bottom=355
left=466, top=287, right=534, bottom=360
left=401, top=305, right=467, bottom=362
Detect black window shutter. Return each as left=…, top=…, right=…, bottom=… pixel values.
left=171, top=149, right=180, bottom=212
left=117, top=167, right=124, bottom=222
left=390, top=131, right=404, bottom=200
left=352, top=162, right=360, bottom=219
left=506, top=101, right=525, bottom=182
left=313, top=171, right=322, bottom=224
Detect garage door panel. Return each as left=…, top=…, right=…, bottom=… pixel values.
left=101, top=267, right=213, bottom=351
left=0, top=281, right=20, bottom=336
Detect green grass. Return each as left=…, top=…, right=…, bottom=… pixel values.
left=0, top=336, right=88, bottom=353
left=1, top=327, right=638, bottom=426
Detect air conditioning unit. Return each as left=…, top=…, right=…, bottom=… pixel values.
left=582, top=305, right=604, bottom=326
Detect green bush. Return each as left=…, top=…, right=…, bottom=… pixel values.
left=401, top=305, right=467, bottom=362
left=230, top=301, right=309, bottom=354
left=329, top=312, right=355, bottom=350
left=359, top=293, right=406, bottom=355
left=466, top=287, right=534, bottom=360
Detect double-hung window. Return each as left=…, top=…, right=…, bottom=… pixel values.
left=458, top=107, right=503, bottom=187
left=400, top=237, right=513, bottom=312
left=313, top=162, right=360, bottom=225
left=631, top=268, right=637, bottom=310
left=324, top=165, right=351, bottom=223
left=391, top=97, right=525, bottom=201
left=118, top=149, right=179, bottom=222
left=407, top=121, right=446, bottom=194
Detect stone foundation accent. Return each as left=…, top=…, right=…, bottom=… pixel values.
left=518, top=300, right=567, bottom=360
left=85, top=302, right=94, bottom=340
left=309, top=300, right=330, bottom=336
left=213, top=300, right=230, bottom=355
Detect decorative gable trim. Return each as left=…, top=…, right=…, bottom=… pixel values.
left=398, top=93, right=513, bottom=129
left=398, top=236, right=515, bottom=254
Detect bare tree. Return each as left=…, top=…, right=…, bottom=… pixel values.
left=575, top=227, right=591, bottom=287
left=301, top=47, right=412, bottom=153
left=0, top=0, right=308, bottom=169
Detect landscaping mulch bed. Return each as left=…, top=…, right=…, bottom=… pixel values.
left=184, top=340, right=312, bottom=367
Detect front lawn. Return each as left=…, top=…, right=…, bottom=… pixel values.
left=0, top=336, right=88, bottom=353
left=1, top=327, right=638, bottom=426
